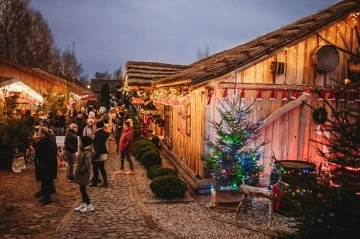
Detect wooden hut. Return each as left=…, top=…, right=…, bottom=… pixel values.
left=0, top=56, right=94, bottom=108
left=153, top=0, right=360, bottom=189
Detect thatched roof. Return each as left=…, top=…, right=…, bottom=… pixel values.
left=90, top=79, right=121, bottom=93
left=125, top=61, right=189, bottom=86
left=157, top=0, right=360, bottom=87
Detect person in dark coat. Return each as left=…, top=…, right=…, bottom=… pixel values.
left=114, top=112, right=124, bottom=152
left=74, top=111, right=86, bottom=137
left=74, top=136, right=95, bottom=212
left=33, top=127, right=57, bottom=205
left=63, top=123, right=78, bottom=182
left=115, top=120, right=134, bottom=174
left=90, top=121, right=109, bottom=187
left=54, top=110, right=66, bottom=136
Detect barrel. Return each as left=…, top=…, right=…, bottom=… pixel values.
left=269, top=160, right=317, bottom=216
left=312, top=45, right=339, bottom=73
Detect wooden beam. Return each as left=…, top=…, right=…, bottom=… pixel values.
left=259, top=94, right=309, bottom=130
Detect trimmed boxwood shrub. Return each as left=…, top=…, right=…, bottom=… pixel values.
left=147, top=167, right=178, bottom=180
left=135, top=145, right=159, bottom=161
left=150, top=175, right=187, bottom=199
left=141, top=150, right=162, bottom=168
left=146, top=165, right=162, bottom=177
left=133, top=142, right=151, bottom=156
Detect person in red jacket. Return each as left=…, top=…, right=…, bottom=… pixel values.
left=115, top=121, right=134, bottom=174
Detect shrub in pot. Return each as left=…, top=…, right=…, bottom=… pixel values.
left=141, top=150, right=162, bottom=168
left=147, top=167, right=178, bottom=180
left=150, top=175, right=187, bottom=199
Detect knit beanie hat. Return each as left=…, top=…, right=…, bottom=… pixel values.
left=80, top=136, right=93, bottom=147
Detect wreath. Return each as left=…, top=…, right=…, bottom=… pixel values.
left=312, top=107, right=328, bottom=125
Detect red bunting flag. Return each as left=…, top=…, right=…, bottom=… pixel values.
left=270, top=87, right=276, bottom=101
left=318, top=88, right=325, bottom=101
left=328, top=88, right=335, bottom=101
left=290, top=88, right=299, bottom=100
left=281, top=88, right=288, bottom=101
left=338, top=88, right=345, bottom=102
left=256, top=88, right=263, bottom=101
left=223, top=87, right=228, bottom=98
left=207, top=91, right=213, bottom=105
left=348, top=90, right=355, bottom=104
left=302, top=87, right=311, bottom=96
left=240, top=87, right=245, bottom=100
left=355, top=89, right=360, bottom=102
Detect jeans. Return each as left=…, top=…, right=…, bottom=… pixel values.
left=63, top=150, right=75, bottom=180
left=80, top=185, right=90, bottom=204
left=92, top=161, right=107, bottom=184
left=120, top=151, right=133, bottom=170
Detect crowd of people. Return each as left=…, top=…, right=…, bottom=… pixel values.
left=21, top=102, right=135, bottom=213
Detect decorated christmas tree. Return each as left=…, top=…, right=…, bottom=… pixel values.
left=204, top=98, right=266, bottom=190
left=286, top=96, right=360, bottom=238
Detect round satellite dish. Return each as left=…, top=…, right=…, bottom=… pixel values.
left=312, top=45, right=339, bottom=72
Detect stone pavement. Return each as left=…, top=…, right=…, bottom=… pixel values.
left=54, top=138, right=178, bottom=239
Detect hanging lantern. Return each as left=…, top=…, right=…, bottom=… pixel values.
left=240, top=87, right=245, bottom=100
left=318, top=88, right=325, bottom=101
left=328, top=88, right=335, bottom=101
left=270, top=87, right=276, bottom=101
left=348, top=90, right=355, bottom=104
left=256, top=88, right=262, bottom=101
left=290, top=88, right=299, bottom=100
left=281, top=88, right=288, bottom=101
left=302, top=87, right=311, bottom=96
left=355, top=89, right=360, bottom=102
left=338, top=88, right=345, bottom=102
left=223, top=87, right=228, bottom=98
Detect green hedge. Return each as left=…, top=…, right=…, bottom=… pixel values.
left=141, top=150, right=162, bottom=168
left=147, top=167, right=178, bottom=180
left=150, top=175, right=187, bottom=199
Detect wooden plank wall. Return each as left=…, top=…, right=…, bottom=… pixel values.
left=168, top=14, right=360, bottom=178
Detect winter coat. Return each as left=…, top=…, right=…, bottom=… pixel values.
left=83, top=125, right=96, bottom=138
left=74, top=117, right=86, bottom=137
left=119, top=127, right=134, bottom=153
left=114, top=116, right=124, bottom=139
left=74, top=146, right=93, bottom=186
left=64, top=128, right=78, bottom=153
left=34, top=135, right=58, bottom=181
left=93, top=128, right=109, bottom=160
left=54, top=114, right=66, bottom=128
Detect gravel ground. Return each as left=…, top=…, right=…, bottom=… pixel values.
left=133, top=158, right=297, bottom=239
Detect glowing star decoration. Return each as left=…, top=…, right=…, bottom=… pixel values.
left=0, top=80, right=44, bottom=103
